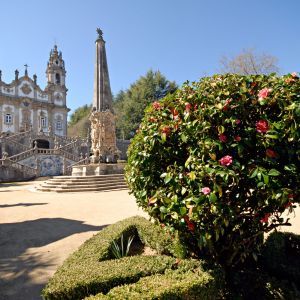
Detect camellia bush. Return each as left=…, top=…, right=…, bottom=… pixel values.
left=125, top=73, right=300, bottom=268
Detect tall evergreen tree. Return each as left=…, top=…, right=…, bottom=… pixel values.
left=113, top=70, right=177, bottom=139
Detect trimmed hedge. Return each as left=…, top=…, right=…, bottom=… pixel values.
left=86, top=266, right=222, bottom=300
left=42, top=216, right=194, bottom=300
left=262, top=231, right=300, bottom=285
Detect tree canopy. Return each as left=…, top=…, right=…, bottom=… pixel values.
left=113, top=70, right=177, bottom=139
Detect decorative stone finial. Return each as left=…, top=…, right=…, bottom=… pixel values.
left=96, top=28, right=104, bottom=40
left=0, top=70, right=2, bottom=81
left=15, top=69, right=19, bottom=81
left=33, top=74, right=37, bottom=85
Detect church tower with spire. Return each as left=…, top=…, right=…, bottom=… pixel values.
left=45, top=45, right=67, bottom=106
left=90, top=28, right=119, bottom=163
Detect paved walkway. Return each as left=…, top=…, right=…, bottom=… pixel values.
left=0, top=182, right=299, bottom=300
left=0, top=182, right=146, bottom=300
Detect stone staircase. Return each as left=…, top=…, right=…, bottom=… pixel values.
left=36, top=174, right=128, bottom=192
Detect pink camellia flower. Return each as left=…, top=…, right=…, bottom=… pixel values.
left=218, top=133, right=227, bottom=143
left=258, top=88, right=270, bottom=100
left=194, top=104, right=198, bottom=110
left=288, top=194, right=294, bottom=199
left=266, top=148, right=277, bottom=158
left=185, top=102, right=192, bottom=112
left=284, top=202, right=293, bottom=209
left=260, top=213, right=271, bottom=223
left=256, top=120, right=269, bottom=133
left=171, top=108, right=179, bottom=119
left=219, top=155, right=233, bottom=166
left=234, top=136, right=241, bottom=142
left=161, top=126, right=171, bottom=136
left=235, top=119, right=241, bottom=125
left=201, top=187, right=211, bottom=195
left=152, top=101, right=161, bottom=110
left=291, top=72, right=298, bottom=78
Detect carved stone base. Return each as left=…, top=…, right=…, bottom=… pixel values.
left=72, top=162, right=125, bottom=176
left=89, top=110, right=120, bottom=163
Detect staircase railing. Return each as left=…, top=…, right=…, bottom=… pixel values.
left=8, top=149, right=35, bottom=162
left=0, top=158, right=37, bottom=177
left=0, top=129, right=32, bottom=142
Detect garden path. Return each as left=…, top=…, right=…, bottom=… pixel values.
left=0, top=181, right=147, bottom=300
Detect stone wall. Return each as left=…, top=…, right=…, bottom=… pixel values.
left=0, top=166, right=33, bottom=182
left=19, top=155, right=73, bottom=177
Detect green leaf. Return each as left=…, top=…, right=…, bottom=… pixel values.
left=164, top=174, right=172, bottom=184
left=181, top=134, right=188, bottom=143
left=268, top=169, right=281, bottom=176
left=181, top=187, right=187, bottom=195
left=189, top=171, right=196, bottom=181
left=250, top=168, right=258, bottom=178
left=180, top=207, right=187, bottom=215
left=209, top=193, right=217, bottom=203
left=257, top=182, right=264, bottom=188
left=161, top=132, right=167, bottom=143
left=160, top=206, right=168, bottom=213
left=263, top=174, right=269, bottom=184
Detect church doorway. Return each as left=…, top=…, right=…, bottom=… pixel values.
left=33, top=139, right=50, bottom=149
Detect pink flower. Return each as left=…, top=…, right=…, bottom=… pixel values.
left=161, top=126, right=171, bottom=136
left=234, top=136, right=241, bottom=142
left=201, top=187, right=211, bottom=195
left=152, top=101, right=161, bottom=110
left=260, top=213, right=271, bottom=223
left=291, top=72, right=298, bottom=78
left=266, top=149, right=277, bottom=158
left=194, top=104, right=198, bottom=110
left=171, top=108, right=179, bottom=119
left=185, top=102, right=192, bottom=112
left=256, top=120, right=269, bottom=133
left=258, top=88, right=270, bottom=100
left=218, top=133, right=227, bottom=143
left=235, top=119, right=241, bottom=125
left=284, top=202, right=293, bottom=209
left=184, top=216, right=195, bottom=232
left=219, top=155, right=233, bottom=166
left=288, top=194, right=294, bottom=199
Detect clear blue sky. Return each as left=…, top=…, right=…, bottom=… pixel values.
left=0, top=0, right=299, bottom=116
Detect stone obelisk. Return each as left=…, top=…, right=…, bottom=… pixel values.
left=90, top=28, right=119, bottom=163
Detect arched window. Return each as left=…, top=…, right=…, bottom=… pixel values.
left=55, top=73, right=60, bottom=84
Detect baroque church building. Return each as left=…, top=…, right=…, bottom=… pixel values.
left=0, top=45, right=68, bottom=136
left=0, top=46, right=89, bottom=182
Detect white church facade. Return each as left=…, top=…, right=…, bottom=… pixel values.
left=0, top=45, right=69, bottom=136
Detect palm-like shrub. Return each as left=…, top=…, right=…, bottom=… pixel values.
left=126, top=73, right=300, bottom=267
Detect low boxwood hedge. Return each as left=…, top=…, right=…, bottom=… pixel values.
left=262, top=231, right=300, bottom=285
left=42, top=216, right=223, bottom=300
left=86, top=266, right=222, bottom=300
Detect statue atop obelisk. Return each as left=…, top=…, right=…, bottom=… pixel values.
left=90, top=28, right=119, bottom=163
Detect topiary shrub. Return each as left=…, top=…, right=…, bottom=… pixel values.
left=262, top=231, right=300, bottom=285
left=125, top=73, right=300, bottom=268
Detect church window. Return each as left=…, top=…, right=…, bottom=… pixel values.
left=40, top=117, right=47, bottom=128
left=55, top=73, right=60, bottom=84
left=5, top=114, right=13, bottom=124
left=56, top=120, right=62, bottom=130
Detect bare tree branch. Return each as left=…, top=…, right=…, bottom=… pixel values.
left=219, top=48, right=279, bottom=75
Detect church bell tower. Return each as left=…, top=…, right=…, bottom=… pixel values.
left=46, top=45, right=66, bottom=86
